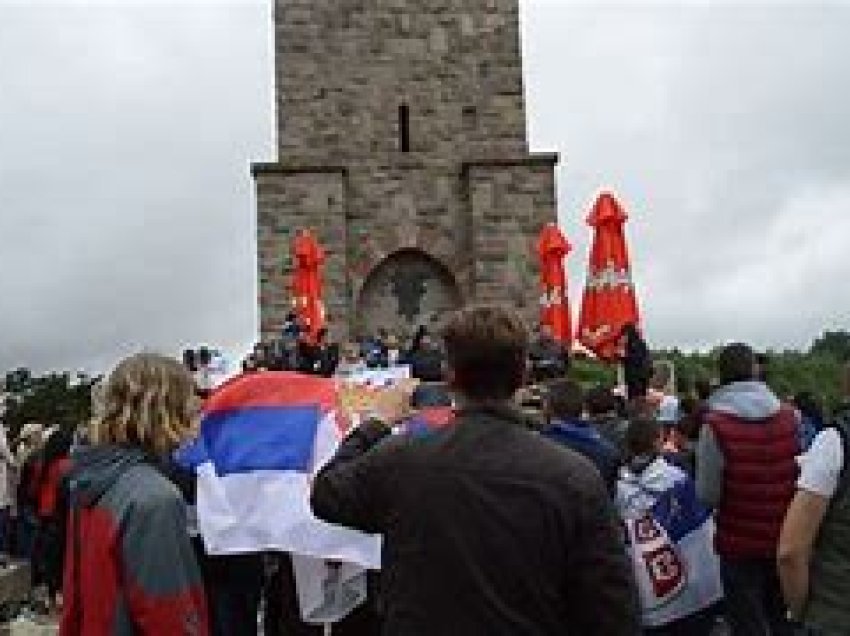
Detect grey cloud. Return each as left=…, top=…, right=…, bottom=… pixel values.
left=0, top=2, right=272, bottom=373
left=523, top=2, right=850, bottom=350
left=0, top=1, right=847, bottom=374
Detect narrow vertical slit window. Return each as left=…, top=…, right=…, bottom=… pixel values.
left=399, top=103, right=410, bottom=153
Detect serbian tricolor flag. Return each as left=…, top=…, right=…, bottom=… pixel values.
left=617, top=461, right=723, bottom=628
left=178, top=371, right=381, bottom=623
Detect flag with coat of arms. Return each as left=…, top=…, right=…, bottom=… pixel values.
left=178, top=371, right=383, bottom=624
left=616, top=457, right=723, bottom=628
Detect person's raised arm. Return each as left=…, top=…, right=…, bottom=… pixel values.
left=310, top=419, right=393, bottom=534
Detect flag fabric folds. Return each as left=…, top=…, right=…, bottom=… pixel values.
left=617, top=460, right=723, bottom=628
left=179, top=371, right=381, bottom=623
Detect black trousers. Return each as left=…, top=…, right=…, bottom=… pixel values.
left=200, top=550, right=264, bottom=636
left=644, top=603, right=723, bottom=635
left=721, top=557, right=794, bottom=636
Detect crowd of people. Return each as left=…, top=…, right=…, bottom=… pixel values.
left=237, top=312, right=569, bottom=386
left=1, top=304, right=848, bottom=635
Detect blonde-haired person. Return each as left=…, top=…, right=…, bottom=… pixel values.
left=60, top=353, right=209, bottom=636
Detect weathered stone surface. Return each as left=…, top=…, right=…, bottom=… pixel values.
left=255, top=0, right=558, bottom=340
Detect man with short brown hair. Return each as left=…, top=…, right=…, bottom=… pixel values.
left=542, top=378, right=621, bottom=495
left=311, top=305, right=639, bottom=635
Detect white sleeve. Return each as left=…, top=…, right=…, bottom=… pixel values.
left=0, top=427, right=14, bottom=466
left=798, top=429, right=845, bottom=498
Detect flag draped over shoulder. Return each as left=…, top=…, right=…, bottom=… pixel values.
left=617, top=460, right=723, bottom=628
left=179, top=371, right=381, bottom=623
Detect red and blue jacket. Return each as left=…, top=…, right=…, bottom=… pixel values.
left=60, top=446, right=209, bottom=635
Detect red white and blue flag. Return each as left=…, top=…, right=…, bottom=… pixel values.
left=617, top=459, right=723, bottom=628
left=179, top=371, right=381, bottom=623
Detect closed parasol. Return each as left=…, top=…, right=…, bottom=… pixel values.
left=536, top=223, right=573, bottom=345
left=577, top=193, right=640, bottom=361
left=292, top=229, right=326, bottom=341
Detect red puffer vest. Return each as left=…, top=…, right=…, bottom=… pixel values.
left=707, top=405, right=799, bottom=559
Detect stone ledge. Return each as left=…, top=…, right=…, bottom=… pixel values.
left=461, top=152, right=560, bottom=172
left=251, top=162, right=348, bottom=176
left=253, top=152, right=560, bottom=177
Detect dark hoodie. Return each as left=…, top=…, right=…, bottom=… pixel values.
left=60, top=446, right=209, bottom=636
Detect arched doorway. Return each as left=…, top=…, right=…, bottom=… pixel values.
left=355, top=249, right=462, bottom=337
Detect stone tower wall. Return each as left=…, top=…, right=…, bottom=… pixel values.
left=256, top=169, right=348, bottom=337
left=255, top=0, right=559, bottom=340
left=467, top=159, right=558, bottom=328
left=275, top=0, right=528, bottom=163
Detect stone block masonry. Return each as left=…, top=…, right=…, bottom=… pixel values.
left=255, top=0, right=559, bottom=340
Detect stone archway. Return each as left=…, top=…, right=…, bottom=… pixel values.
left=355, top=249, right=462, bottom=337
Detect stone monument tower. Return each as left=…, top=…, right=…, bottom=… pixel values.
left=254, top=0, right=558, bottom=339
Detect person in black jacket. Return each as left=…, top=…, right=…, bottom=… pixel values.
left=542, top=379, right=621, bottom=496
left=529, top=325, right=570, bottom=382
left=310, top=305, right=640, bottom=635
left=620, top=323, right=652, bottom=401
left=408, top=333, right=444, bottom=382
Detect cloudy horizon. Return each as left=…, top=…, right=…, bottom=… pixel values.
left=1, top=0, right=848, bottom=374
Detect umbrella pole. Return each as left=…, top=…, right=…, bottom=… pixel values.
left=323, top=624, right=333, bottom=636
left=616, top=363, right=625, bottom=395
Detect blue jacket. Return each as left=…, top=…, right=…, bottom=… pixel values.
left=544, top=419, right=621, bottom=496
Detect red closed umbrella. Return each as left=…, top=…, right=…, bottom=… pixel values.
left=536, top=223, right=573, bottom=345
left=292, top=230, right=326, bottom=341
left=577, top=193, right=640, bottom=361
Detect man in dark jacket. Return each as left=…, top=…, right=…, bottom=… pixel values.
left=542, top=379, right=621, bottom=496
left=311, top=305, right=639, bottom=635
left=696, top=343, right=798, bottom=635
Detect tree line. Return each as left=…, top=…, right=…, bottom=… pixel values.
left=573, top=330, right=850, bottom=414
left=2, top=331, right=848, bottom=438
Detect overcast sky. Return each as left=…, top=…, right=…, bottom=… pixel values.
left=1, top=1, right=848, bottom=374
